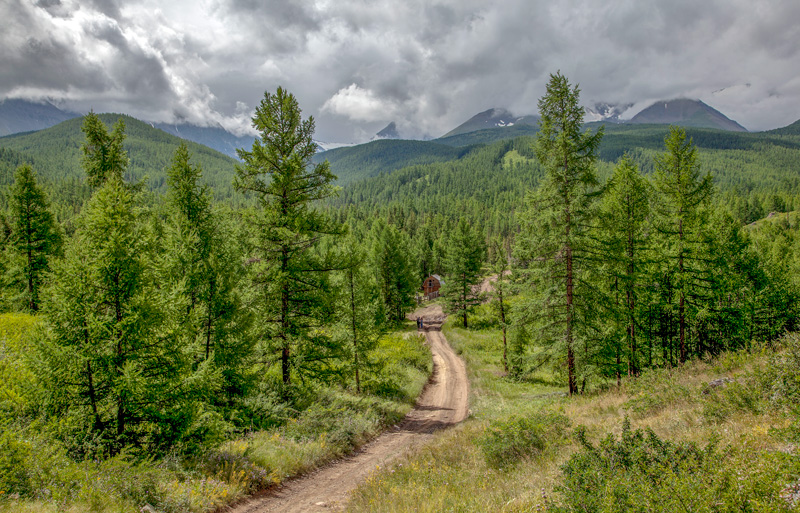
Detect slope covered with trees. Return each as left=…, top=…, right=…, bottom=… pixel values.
left=0, top=114, right=241, bottom=200
left=0, top=78, right=799, bottom=513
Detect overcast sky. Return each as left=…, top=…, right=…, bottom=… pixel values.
left=3, top=0, right=799, bottom=142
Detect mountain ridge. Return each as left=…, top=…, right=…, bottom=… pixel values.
left=629, top=99, right=747, bottom=132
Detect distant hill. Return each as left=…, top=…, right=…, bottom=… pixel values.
left=629, top=99, right=747, bottom=132
left=153, top=122, right=254, bottom=159
left=441, top=108, right=538, bottom=138
left=0, top=99, right=80, bottom=136
left=313, top=139, right=474, bottom=185
left=766, top=119, right=800, bottom=136
left=0, top=114, right=240, bottom=199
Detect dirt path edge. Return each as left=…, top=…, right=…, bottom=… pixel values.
left=225, top=304, right=468, bottom=513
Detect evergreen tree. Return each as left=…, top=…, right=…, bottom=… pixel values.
left=335, top=236, right=382, bottom=393
left=235, top=87, right=342, bottom=386
left=42, top=176, right=214, bottom=453
left=514, top=72, right=603, bottom=395
left=80, top=112, right=128, bottom=188
left=489, top=236, right=511, bottom=372
left=652, top=127, right=713, bottom=363
left=371, top=220, right=417, bottom=323
left=596, top=156, right=651, bottom=382
left=164, top=144, right=253, bottom=403
left=443, top=218, right=485, bottom=328
left=8, top=164, right=61, bottom=311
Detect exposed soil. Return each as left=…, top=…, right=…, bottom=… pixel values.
left=227, top=304, right=468, bottom=513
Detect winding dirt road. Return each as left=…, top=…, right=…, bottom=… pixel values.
left=227, top=304, right=468, bottom=513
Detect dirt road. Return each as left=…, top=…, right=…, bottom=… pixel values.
left=228, top=304, right=468, bottom=513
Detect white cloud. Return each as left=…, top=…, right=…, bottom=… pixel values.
left=2, top=0, right=800, bottom=139
left=321, top=84, right=396, bottom=123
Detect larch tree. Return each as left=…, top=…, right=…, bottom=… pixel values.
left=335, top=235, right=382, bottom=394
left=8, top=164, right=61, bottom=311
left=164, top=143, right=252, bottom=402
left=42, top=175, right=213, bottom=453
left=489, top=236, right=511, bottom=372
left=235, top=87, right=342, bottom=387
left=514, top=72, right=603, bottom=395
left=371, top=219, right=417, bottom=323
left=80, top=112, right=128, bottom=189
left=596, top=155, right=651, bottom=383
left=443, top=217, right=485, bottom=328
left=652, top=127, right=713, bottom=364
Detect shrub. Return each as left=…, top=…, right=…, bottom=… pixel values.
left=763, top=333, right=800, bottom=441
left=551, top=418, right=798, bottom=512
left=0, top=425, right=32, bottom=497
left=477, top=412, right=569, bottom=468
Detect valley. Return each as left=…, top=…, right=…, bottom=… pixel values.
left=0, top=76, right=798, bottom=513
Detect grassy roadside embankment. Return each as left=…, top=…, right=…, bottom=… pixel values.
left=0, top=315, right=432, bottom=513
left=346, top=312, right=800, bottom=512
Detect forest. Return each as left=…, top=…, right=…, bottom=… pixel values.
left=0, top=74, right=799, bottom=512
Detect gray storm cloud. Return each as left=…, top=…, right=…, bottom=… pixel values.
left=2, top=0, right=799, bottom=141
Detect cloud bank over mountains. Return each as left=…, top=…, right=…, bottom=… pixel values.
left=2, top=0, right=800, bottom=141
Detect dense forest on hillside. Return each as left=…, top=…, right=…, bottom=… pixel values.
left=0, top=78, right=799, bottom=511
left=0, top=114, right=246, bottom=204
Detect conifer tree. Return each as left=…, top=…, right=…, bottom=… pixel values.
left=8, top=164, right=61, bottom=311
left=443, top=218, right=485, bottom=328
left=597, top=156, right=651, bottom=382
left=235, top=87, right=342, bottom=386
left=165, top=143, right=252, bottom=401
left=42, top=175, right=213, bottom=453
left=335, top=236, right=382, bottom=393
left=371, top=220, right=417, bottom=323
left=514, top=72, right=603, bottom=395
left=653, top=127, right=713, bottom=363
left=489, top=236, right=511, bottom=372
left=80, top=112, right=128, bottom=188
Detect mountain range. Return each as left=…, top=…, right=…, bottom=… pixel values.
left=441, top=108, right=539, bottom=138
left=0, top=97, right=793, bottom=173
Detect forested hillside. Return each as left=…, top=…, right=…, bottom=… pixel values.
left=312, top=138, right=474, bottom=184
left=0, top=79, right=799, bottom=512
left=0, top=114, right=241, bottom=201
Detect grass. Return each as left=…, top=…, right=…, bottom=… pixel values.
left=0, top=320, right=432, bottom=513
left=345, top=320, right=800, bottom=512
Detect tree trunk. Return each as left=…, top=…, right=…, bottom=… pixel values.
left=678, top=217, right=686, bottom=363
left=349, top=269, right=360, bottom=394
left=499, top=283, right=508, bottom=373
left=281, top=245, right=291, bottom=386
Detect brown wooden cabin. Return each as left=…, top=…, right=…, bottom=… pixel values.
left=421, top=274, right=443, bottom=300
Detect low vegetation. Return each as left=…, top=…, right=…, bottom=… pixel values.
left=0, top=316, right=431, bottom=513
left=345, top=321, right=800, bottom=512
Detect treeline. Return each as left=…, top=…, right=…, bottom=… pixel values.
left=0, top=92, right=429, bottom=458
left=328, top=126, right=800, bottom=240
left=497, top=74, right=797, bottom=393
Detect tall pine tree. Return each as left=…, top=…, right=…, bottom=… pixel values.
left=514, top=72, right=603, bottom=395
left=235, top=87, right=342, bottom=387
left=596, top=155, right=651, bottom=382
left=164, top=143, right=252, bottom=403
left=443, top=218, right=485, bottom=328
left=652, top=127, right=713, bottom=364
left=8, top=164, right=61, bottom=311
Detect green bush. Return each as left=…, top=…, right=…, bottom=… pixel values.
left=0, top=425, right=32, bottom=497
left=764, top=333, right=800, bottom=441
left=551, top=418, right=798, bottom=512
left=477, top=412, right=569, bottom=468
